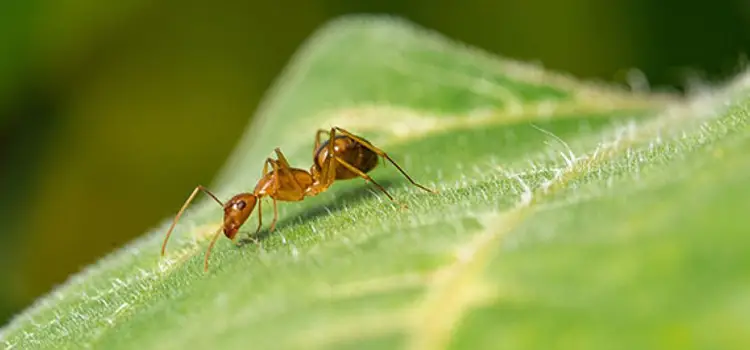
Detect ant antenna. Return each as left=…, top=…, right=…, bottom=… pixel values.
left=161, top=185, right=224, bottom=256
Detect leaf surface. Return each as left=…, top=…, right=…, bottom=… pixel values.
left=2, top=16, right=749, bottom=350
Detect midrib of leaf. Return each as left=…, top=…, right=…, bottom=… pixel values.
left=2, top=15, right=749, bottom=350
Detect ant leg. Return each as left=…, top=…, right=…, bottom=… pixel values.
left=162, top=185, right=224, bottom=256
left=270, top=158, right=281, bottom=190
left=270, top=198, right=279, bottom=232
left=268, top=148, right=309, bottom=230
left=266, top=155, right=305, bottom=195
left=314, top=129, right=330, bottom=158
left=273, top=148, right=304, bottom=193
left=254, top=198, right=263, bottom=235
left=263, top=157, right=281, bottom=177
left=322, top=127, right=339, bottom=185
left=333, top=127, right=438, bottom=194
left=204, top=226, right=223, bottom=272
left=307, top=129, right=339, bottom=194
left=274, top=147, right=292, bottom=168
left=245, top=159, right=276, bottom=237
left=268, top=161, right=282, bottom=232
left=334, top=156, right=396, bottom=202
left=262, top=158, right=270, bottom=176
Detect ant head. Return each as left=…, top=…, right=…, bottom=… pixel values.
left=222, top=193, right=257, bottom=239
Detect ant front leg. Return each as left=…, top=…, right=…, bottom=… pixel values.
left=162, top=185, right=224, bottom=256
left=333, top=127, right=438, bottom=194
left=252, top=157, right=280, bottom=236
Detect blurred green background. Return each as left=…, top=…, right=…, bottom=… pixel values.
left=0, top=0, right=748, bottom=325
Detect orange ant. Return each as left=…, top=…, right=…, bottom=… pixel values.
left=160, top=126, right=437, bottom=271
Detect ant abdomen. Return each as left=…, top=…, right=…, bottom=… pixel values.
left=315, top=136, right=379, bottom=180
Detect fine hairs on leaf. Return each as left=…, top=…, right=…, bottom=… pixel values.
left=2, top=15, right=750, bottom=350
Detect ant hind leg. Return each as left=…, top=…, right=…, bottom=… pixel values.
left=334, top=156, right=402, bottom=206
left=333, top=127, right=438, bottom=194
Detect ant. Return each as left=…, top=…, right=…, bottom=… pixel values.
left=161, top=126, right=437, bottom=271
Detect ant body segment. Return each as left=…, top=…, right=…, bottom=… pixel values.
left=161, top=127, right=437, bottom=271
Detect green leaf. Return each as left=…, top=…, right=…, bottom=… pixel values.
left=2, top=15, right=749, bottom=350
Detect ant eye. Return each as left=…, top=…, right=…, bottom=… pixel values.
left=233, top=200, right=246, bottom=210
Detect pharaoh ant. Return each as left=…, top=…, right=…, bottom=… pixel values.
left=161, top=127, right=437, bottom=271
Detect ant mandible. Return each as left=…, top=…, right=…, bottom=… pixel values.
left=161, top=126, right=437, bottom=271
